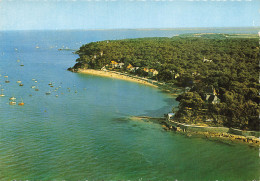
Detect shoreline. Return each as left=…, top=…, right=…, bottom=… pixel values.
left=165, top=119, right=260, bottom=147
left=77, top=69, right=260, bottom=147
left=131, top=116, right=260, bottom=147
left=77, top=68, right=158, bottom=88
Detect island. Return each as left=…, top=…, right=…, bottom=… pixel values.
left=68, top=33, right=259, bottom=145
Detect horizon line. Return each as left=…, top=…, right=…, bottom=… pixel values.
left=0, top=26, right=259, bottom=31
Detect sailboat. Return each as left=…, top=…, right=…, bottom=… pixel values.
left=9, top=101, right=16, bottom=105
left=9, top=97, right=16, bottom=101
left=35, top=86, right=39, bottom=91
left=5, top=76, right=10, bottom=83
left=18, top=98, right=25, bottom=106
left=0, top=89, right=5, bottom=97
left=9, top=97, right=16, bottom=105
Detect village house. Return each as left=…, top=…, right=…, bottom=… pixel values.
left=192, top=72, right=200, bottom=76
left=118, top=63, right=124, bottom=69
left=111, top=61, right=119, bottom=68
left=205, top=94, right=220, bottom=104
left=174, top=73, right=180, bottom=79
left=203, top=57, right=213, bottom=63
left=143, top=68, right=158, bottom=77
left=143, top=68, right=149, bottom=72
left=205, top=86, right=217, bottom=96
left=129, top=67, right=139, bottom=72
left=167, top=113, right=175, bottom=120
left=101, top=66, right=107, bottom=71
left=133, top=67, right=139, bottom=72
left=204, top=86, right=220, bottom=104
left=127, top=64, right=134, bottom=70
left=148, top=69, right=159, bottom=77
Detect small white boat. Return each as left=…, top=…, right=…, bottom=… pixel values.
left=9, top=101, right=16, bottom=105
left=31, top=86, right=36, bottom=89
left=17, top=80, right=22, bottom=83
left=9, top=97, right=16, bottom=100
left=36, top=46, right=39, bottom=49
left=0, top=89, right=5, bottom=97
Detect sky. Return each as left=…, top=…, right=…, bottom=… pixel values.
left=0, top=0, right=259, bottom=30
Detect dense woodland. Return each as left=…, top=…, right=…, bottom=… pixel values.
left=70, top=34, right=259, bottom=131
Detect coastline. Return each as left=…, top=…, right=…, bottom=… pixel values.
left=76, top=68, right=260, bottom=147
left=131, top=116, right=260, bottom=147
left=77, top=68, right=158, bottom=88
left=165, top=119, right=260, bottom=147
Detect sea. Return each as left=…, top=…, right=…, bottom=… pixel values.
left=0, top=28, right=259, bottom=180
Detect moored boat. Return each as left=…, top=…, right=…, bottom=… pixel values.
left=18, top=98, right=25, bottom=106
left=0, top=89, right=5, bottom=97
left=45, top=91, right=51, bottom=95
left=9, top=101, right=16, bottom=105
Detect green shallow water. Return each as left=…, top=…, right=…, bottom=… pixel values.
left=0, top=30, right=259, bottom=180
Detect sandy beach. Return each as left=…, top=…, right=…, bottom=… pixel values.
left=78, top=69, right=158, bottom=88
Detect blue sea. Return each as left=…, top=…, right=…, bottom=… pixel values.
left=0, top=28, right=259, bottom=180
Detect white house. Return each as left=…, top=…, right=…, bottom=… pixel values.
left=167, top=113, right=175, bottom=120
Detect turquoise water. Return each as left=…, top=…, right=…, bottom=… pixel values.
left=0, top=29, right=259, bottom=180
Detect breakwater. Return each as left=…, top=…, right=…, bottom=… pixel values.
left=164, top=119, right=260, bottom=146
